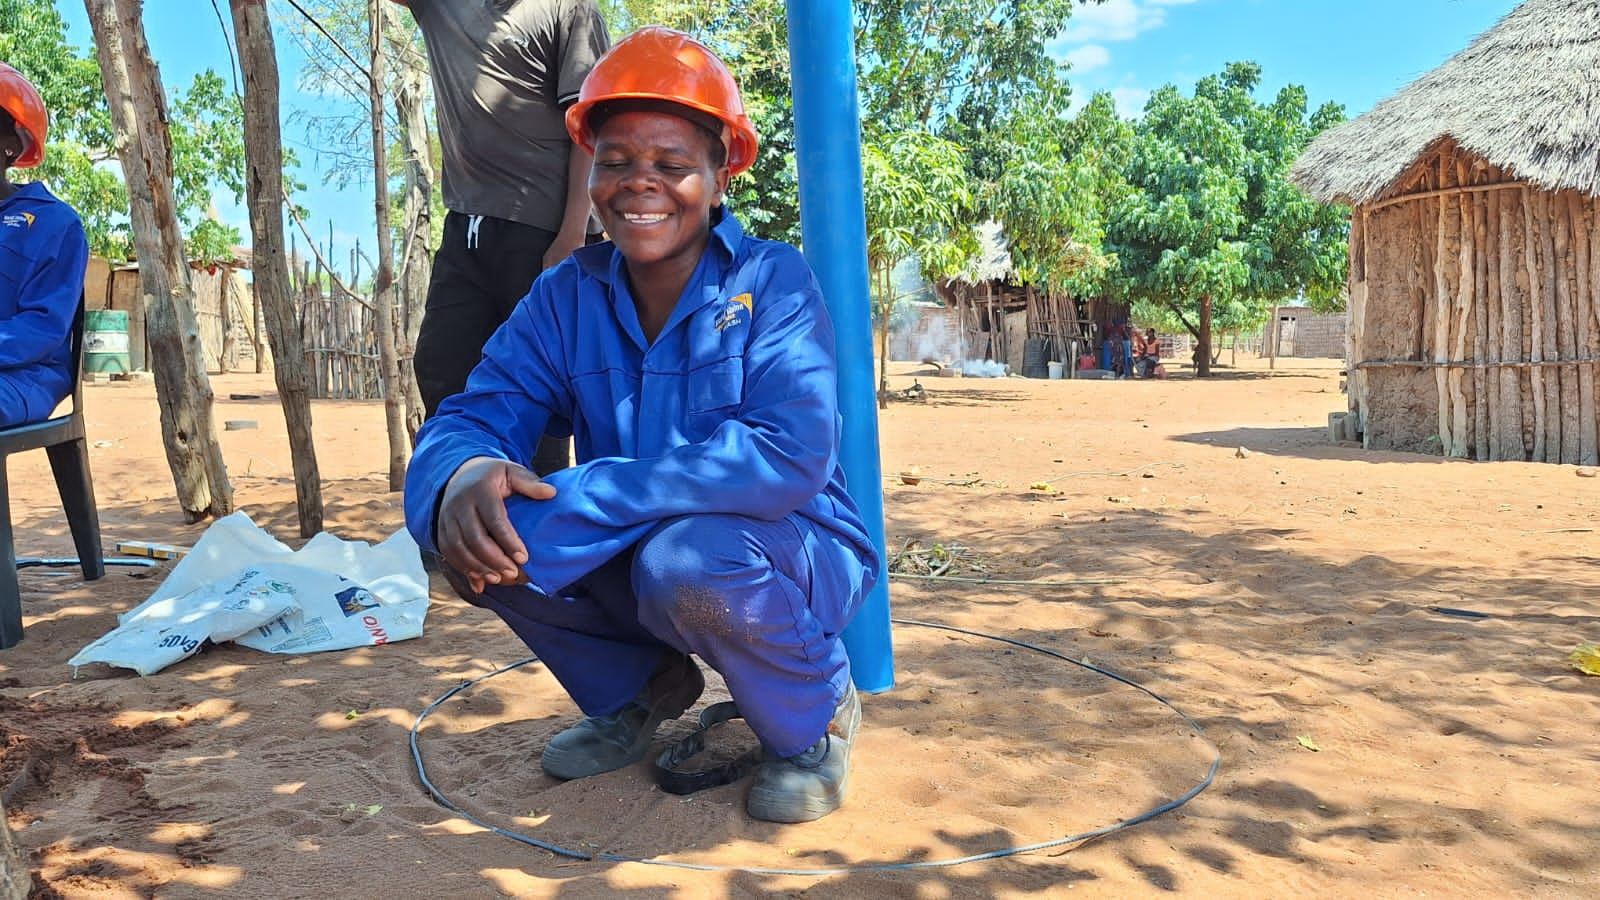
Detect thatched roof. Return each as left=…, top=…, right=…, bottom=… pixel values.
left=1291, top=0, right=1600, bottom=206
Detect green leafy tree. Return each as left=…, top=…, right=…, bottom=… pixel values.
left=988, top=89, right=1119, bottom=298
left=856, top=0, right=1077, bottom=135
left=0, top=0, right=125, bottom=254
left=604, top=0, right=1105, bottom=245
left=1099, top=62, right=1347, bottom=375
left=0, top=0, right=249, bottom=261
left=862, top=129, right=977, bottom=406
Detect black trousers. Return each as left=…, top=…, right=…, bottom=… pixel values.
left=414, top=211, right=570, bottom=476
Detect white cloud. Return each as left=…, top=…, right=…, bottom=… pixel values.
left=1054, top=0, right=1196, bottom=44
left=1056, top=0, right=1160, bottom=43
left=1063, top=44, right=1112, bottom=73
left=1110, top=86, right=1152, bottom=116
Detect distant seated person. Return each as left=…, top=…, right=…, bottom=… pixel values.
left=404, top=28, right=880, bottom=824
left=1133, top=327, right=1163, bottom=378
left=0, top=63, right=88, bottom=430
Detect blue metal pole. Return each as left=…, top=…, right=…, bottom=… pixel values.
left=786, top=0, right=894, bottom=693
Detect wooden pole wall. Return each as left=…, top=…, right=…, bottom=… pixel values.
left=1352, top=146, right=1600, bottom=462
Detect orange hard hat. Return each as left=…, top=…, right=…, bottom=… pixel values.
left=0, top=62, right=46, bottom=168
left=566, top=27, right=758, bottom=176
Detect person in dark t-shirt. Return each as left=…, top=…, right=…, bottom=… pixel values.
left=393, top=0, right=609, bottom=475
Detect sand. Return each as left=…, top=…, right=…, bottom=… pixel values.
left=2, top=354, right=1597, bottom=898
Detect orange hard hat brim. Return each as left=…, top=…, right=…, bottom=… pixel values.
left=566, top=94, right=757, bottom=175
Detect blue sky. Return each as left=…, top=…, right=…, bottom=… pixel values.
left=1051, top=0, right=1521, bottom=116
left=57, top=0, right=1523, bottom=264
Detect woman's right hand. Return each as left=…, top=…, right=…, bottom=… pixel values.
left=436, top=456, right=557, bottom=593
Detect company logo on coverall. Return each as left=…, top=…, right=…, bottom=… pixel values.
left=715, top=292, right=753, bottom=332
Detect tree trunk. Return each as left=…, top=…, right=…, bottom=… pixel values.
left=1267, top=305, right=1278, bottom=370
left=231, top=0, right=324, bottom=537
left=874, top=269, right=891, bottom=409
left=389, top=6, right=434, bottom=445
left=0, top=800, right=28, bottom=900
left=1196, top=293, right=1214, bottom=377
left=368, top=0, right=409, bottom=490
left=87, top=0, right=233, bottom=521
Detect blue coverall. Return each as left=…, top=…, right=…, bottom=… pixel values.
left=405, top=209, right=881, bottom=757
left=0, top=181, right=89, bottom=428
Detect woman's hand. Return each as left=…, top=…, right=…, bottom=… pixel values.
left=437, top=457, right=557, bottom=593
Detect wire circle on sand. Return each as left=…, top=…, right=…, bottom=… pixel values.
left=409, top=617, right=1220, bottom=875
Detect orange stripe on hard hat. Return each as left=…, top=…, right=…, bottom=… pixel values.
left=565, top=27, right=758, bottom=176
left=0, top=62, right=46, bottom=169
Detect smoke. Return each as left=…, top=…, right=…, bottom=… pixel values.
left=959, top=359, right=1008, bottom=378
left=908, top=312, right=962, bottom=364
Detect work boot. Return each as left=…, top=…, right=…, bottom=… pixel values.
left=746, top=683, right=861, bottom=823
left=540, top=652, right=704, bottom=780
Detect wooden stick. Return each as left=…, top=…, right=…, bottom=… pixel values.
left=1473, top=190, right=1490, bottom=459
left=1498, top=187, right=1524, bottom=459
left=1485, top=188, right=1504, bottom=458
left=1573, top=192, right=1597, bottom=464
left=1524, top=188, right=1548, bottom=461
left=1432, top=158, right=1453, bottom=454
left=1356, top=359, right=1600, bottom=369
left=1450, top=178, right=1472, bottom=457
left=1366, top=179, right=1527, bottom=214
left=1416, top=188, right=1435, bottom=361
left=1349, top=210, right=1369, bottom=436
left=1553, top=190, right=1578, bottom=464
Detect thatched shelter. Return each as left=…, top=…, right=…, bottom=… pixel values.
left=932, top=223, right=1114, bottom=376
left=1291, top=0, right=1600, bottom=463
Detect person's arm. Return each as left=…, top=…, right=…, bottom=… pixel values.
left=403, top=284, right=567, bottom=555
left=0, top=216, right=88, bottom=368
left=542, top=144, right=593, bottom=270
left=544, top=0, right=609, bottom=271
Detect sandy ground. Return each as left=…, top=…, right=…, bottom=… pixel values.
left=1, top=353, right=1597, bottom=899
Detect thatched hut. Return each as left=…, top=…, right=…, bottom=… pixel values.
left=1291, top=0, right=1600, bottom=463
left=932, top=222, right=1112, bottom=376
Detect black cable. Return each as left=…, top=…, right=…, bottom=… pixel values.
left=279, top=0, right=373, bottom=85
left=409, top=618, right=1220, bottom=875
left=208, top=0, right=243, bottom=99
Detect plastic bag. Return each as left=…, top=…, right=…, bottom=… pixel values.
left=70, top=511, right=431, bottom=676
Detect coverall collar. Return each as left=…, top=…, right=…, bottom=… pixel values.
left=577, top=207, right=746, bottom=349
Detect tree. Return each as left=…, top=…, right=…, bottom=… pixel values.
left=603, top=0, right=1103, bottom=245
left=386, top=1, right=434, bottom=442
left=861, top=130, right=977, bottom=407
left=231, top=0, right=325, bottom=537
left=278, top=0, right=434, bottom=441
left=1099, top=63, right=1347, bottom=376
left=988, top=89, right=1116, bottom=299
left=365, top=0, right=408, bottom=490
left=2, top=0, right=248, bottom=261
left=855, top=0, right=1078, bottom=136
left=85, top=0, right=233, bottom=520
